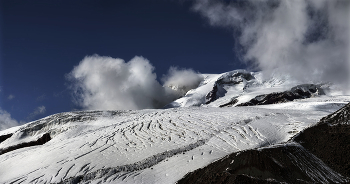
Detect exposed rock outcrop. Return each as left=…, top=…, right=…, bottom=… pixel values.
left=0, top=133, right=13, bottom=144
left=0, top=133, right=51, bottom=155
left=178, top=143, right=347, bottom=184
left=294, top=102, right=350, bottom=178
left=206, top=71, right=255, bottom=104
left=219, top=98, right=239, bottom=108
left=237, top=84, right=325, bottom=106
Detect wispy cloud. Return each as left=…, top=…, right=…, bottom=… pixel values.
left=53, top=89, right=68, bottom=98
left=27, top=106, right=46, bottom=121
left=0, top=108, right=19, bottom=131
left=36, top=94, right=46, bottom=101
left=67, top=55, right=202, bottom=110
left=7, top=94, right=15, bottom=100
left=193, top=0, right=350, bottom=92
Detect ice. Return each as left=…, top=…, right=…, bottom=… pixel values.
left=1, top=96, right=348, bottom=183
left=0, top=70, right=349, bottom=184
left=167, top=70, right=300, bottom=108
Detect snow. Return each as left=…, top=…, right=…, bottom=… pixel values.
left=165, top=74, right=222, bottom=107
left=0, top=70, right=349, bottom=184
left=167, top=70, right=301, bottom=108
left=1, top=97, right=348, bottom=183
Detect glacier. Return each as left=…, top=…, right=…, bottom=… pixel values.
left=0, top=70, right=349, bottom=184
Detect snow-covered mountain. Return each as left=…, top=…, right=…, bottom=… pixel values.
left=165, top=70, right=328, bottom=108
left=0, top=70, right=349, bottom=184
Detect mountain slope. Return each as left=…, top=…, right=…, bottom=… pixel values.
left=294, top=102, right=350, bottom=178
left=178, top=143, right=347, bottom=184
left=0, top=70, right=349, bottom=184
left=0, top=104, right=340, bottom=183
left=178, top=102, right=350, bottom=184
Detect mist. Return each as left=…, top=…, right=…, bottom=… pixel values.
left=193, top=0, right=350, bottom=93
left=67, top=55, right=202, bottom=110
left=162, top=66, right=203, bottom=95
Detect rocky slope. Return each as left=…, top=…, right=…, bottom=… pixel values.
left=294, top=102, right=350, bottom=178
left=237, top=84, right=325, bottom=107
left=178, top=143, right=346, bottom=184
left=205, top=71, right=256, bottom=105
left=178, top=102, right=350, bottom=184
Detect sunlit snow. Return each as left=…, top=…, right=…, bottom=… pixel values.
left=0, top=71, right=349, bottom=184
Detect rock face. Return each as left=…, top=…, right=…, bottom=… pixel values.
left=205, top=71, right=255, bottom=104
left=294, top=102, right=350, bottom=178
left=177, top=102, right=350, bottom=184
left=219, top=98, right=238, bottom=108
left=0, top=133, right=51, bottom=156
left=237, top=84, right=325, bottom=106
left=0, top=134, right=12, bottom=144
left=178, top=143, right=347, bottom=184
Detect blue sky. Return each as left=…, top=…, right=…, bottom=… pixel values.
left=0, top=0, right=244, bottom=123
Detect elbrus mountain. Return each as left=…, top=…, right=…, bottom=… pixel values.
left=0, top=70, right=349, bottom=184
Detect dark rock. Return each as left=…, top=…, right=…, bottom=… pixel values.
left=237, top=84, right=324, bottom=106
left=294, top=102, right=350, bottom=178
left=319, top=101, right=350, bottom=125
left=219, top=98, right=238, bottom=107
left=206, top=71, right=255, bottom=105
left=0, top=133, right=51, bottom=155
left=216, top=71, right=255, bottom=85
left=177, top=144, right=346, bottom=184
left=206, top=83, right=220, bottom=104
left=0, top=133, right=13, bottom=144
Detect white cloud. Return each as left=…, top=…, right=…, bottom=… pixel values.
left=7, top=94, right=15, bottom=100
left=162, top=67, right=203, bottom=95
left=193, top=0, right=350, bottom=92
left=27, top=106, right=46, bottom=121
left=0, top=108, right=19, bottom=131
left=67, top=55, right=202, bottom=110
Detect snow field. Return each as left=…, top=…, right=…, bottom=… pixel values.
left=0, top=102, right=338, bottom=183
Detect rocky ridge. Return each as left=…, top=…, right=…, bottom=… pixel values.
left=237, top=84, right=325, bottom=106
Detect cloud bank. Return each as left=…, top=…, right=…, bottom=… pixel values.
left=193, top=0, right=350, bottom=92
left=0, top=108, right=19, bottom=131
left=162, top=66, right=203, bottom=94
left=68, top=55, right=202, bottom=110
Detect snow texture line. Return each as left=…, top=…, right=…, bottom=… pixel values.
left=56, top=139, right=207, bottom=184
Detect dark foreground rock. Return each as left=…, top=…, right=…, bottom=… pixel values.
left=294, top=102, right=350, bottom=178
left=178, top=102, right=350, bottom=184
left=237, top=84, right=325, bottom=106
left=177, top=144, right=346, bottom=184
